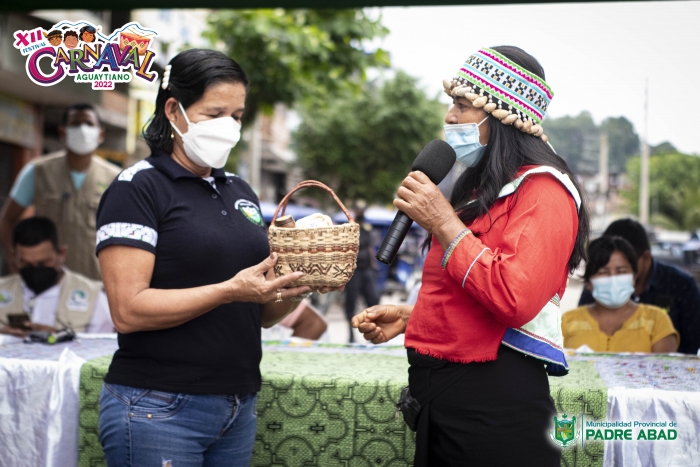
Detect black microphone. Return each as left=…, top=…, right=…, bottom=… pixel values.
left=375, top=140, right=457, bottom=265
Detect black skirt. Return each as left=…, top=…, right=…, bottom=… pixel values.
left=408, top=345, right=561, bottom=467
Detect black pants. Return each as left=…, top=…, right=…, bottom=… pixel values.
left=408, top=345, right=561, bottom=467
left=344, top=268, right=379, bottom=342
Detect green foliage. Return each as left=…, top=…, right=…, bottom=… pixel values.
left=545, top=112, right=599, bottom=173
left=206, top=9, right=389, bottom=125
left=294, top=72, right=446, bottom=203
left=544, top=113, right=640, bottom=174
left=600, top=116, right=639, bottom=173
left=623, top=152, right=700, bottom=231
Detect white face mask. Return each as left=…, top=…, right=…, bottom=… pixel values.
left=444, top=116, right=489, bottom=167
left=65, top=124, right=101, bottom=156
left=170, top=102, right=241, bottom=169
left=591, top=273, right=635, bottom=309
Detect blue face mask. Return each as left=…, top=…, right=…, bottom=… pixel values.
left=444, top=116, right=489, bottom=167
left=591, top=274, right=635, bottom=309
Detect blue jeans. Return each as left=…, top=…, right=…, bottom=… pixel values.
left=99, top=383, right=257, bottom=467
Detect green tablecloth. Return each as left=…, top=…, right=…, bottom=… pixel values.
left=79, top=347, right=607, bottom=467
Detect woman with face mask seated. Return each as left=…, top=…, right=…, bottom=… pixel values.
left=95, top=49, right=315, bottom=467
left=563, top=236, right=679, bottom=353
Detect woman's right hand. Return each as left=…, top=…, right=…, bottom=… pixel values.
left=226, top=253, right=310, bottom=304
left=351, top=305, right=412, bottom=344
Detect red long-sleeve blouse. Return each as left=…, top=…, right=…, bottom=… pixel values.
left=404, top=166, right=579, bottom=363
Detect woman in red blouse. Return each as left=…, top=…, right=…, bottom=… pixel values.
left=353, top=46, right=589, bottom=466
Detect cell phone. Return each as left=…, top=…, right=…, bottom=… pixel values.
left=8, top=313, right=31, bottom=330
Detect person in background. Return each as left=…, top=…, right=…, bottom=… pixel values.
left=0, top=103, right=121, bottom=280
left=0, top=217, right=113, bottom=336
left=564, top=236, right=678, bottom=353
left=579, top=218, right=700, bottom=355
left=682, top=232, right=700, bottom=269
left=344, top=200, right=379, bottom=343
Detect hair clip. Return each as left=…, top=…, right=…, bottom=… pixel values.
left=161, top=64, right=172, bottom=90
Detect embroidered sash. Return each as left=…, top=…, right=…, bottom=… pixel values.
left=497, top=166, right=580, bottom=376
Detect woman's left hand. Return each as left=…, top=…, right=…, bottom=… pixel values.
left=394, top=171, right=459, bottom=234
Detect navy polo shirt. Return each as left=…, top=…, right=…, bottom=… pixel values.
left=96, top=153, right=270, bottom=394
left=579, top=259, right=700, bottom=355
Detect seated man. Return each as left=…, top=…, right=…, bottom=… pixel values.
left=579, top=218, right=700, bottom=355
left=0, top=217, right=113, bottom=337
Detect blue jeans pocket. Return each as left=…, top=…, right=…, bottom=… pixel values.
left=104, top=383, right=189, bottom=419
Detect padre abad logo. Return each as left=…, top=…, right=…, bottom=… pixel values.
left=235, top=199, right=265, bottom=227
left=12, top=20, right=158, bottom=90
left=550, top=414, right=580, bottom=447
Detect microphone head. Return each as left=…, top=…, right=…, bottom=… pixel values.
left=411, top=140, right=457, bottom=184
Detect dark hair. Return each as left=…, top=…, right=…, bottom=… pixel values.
left=47, top=30, right=62, bottom=38
left=428, top=45, right=590, bottom=274
left=61, top=103, right=101, bottom=126
left=142, top=49, right=249, bottom=154
left=583, top=236, right=638, bottom=281
left=602, top=218, right=650, bottom=258
left=79, top=25, right=96, bottom=41
left=64, top=30, right=78, bottom=39
left=12, top=217, right=59, bottom=250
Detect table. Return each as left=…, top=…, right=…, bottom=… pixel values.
left=0, top=334, right=119, bottom=467
left=2, top=337, right=699, bottom=467
left=78, top=343, right=613, bottom=467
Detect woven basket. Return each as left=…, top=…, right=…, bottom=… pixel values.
left=268, top=180, right=360, bottom=288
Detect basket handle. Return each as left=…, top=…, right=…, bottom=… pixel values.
left=272, top=180, right=355, bottom=224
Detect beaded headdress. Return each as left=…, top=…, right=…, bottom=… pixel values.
left=443, top=48, right=553, bottom=142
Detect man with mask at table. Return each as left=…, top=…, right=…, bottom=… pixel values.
left=0, top=103, right=120, bottom=280
left=0, top=217, right=113, bottom=337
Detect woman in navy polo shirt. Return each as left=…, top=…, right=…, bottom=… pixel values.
left=96, top=49, right=310, bottom=467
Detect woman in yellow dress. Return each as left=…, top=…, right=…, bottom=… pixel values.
left=563, top=236, right=679, bottom=352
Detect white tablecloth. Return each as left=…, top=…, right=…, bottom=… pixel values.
left=0, top=336, right=117, bottom=467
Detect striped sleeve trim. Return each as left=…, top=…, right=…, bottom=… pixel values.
left=118, top=160, right=153, bottom=182
left=96, top=223, right=158, bottom=248
left=461, top=247, right=489, bottom=288
left=441, top=229, right=471, bottom=269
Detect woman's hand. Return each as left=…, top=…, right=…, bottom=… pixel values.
left=394, top=171, right=460, bottom=235
left=394, top=171, right=469, bottom=249
left=351, top=305, right=412, bottom=344
left=227, top=253, right=310, bottom=304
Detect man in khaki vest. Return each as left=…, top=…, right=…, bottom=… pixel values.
left=0, top=217, right=112, bottom=337
left=0, top=103, right=120, bottom=280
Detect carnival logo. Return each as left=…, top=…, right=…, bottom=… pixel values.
left=12, top=21, right=158, bottom=90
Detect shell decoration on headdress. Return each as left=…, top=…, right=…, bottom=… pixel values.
left=444, top=48, right=553, bottom=143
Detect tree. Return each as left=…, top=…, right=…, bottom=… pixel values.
left=206, top=9, right=389, bottom=124
left=294, top=72, right=446, bottom=203
left=623, top=152, right=700, bottom=231
left=544, top=112, right=599, bottom=174
left=600, top=116, right=639, bottom=173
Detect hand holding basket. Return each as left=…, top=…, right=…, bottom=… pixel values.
left=268, top=181, right=360, bottom=289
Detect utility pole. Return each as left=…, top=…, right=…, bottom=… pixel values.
left=640, top=78, right=650, bottom=225
left=597, top=132, right=609, bottom=228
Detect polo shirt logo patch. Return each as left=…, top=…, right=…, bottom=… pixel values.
left=66, top=289, right=89, bottom=312
left=235, top=199, right=264, bottom=227
left=0, top=291, right=13, bottom=307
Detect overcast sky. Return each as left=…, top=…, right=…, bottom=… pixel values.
left=371, top=1, right=700, bottom=155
